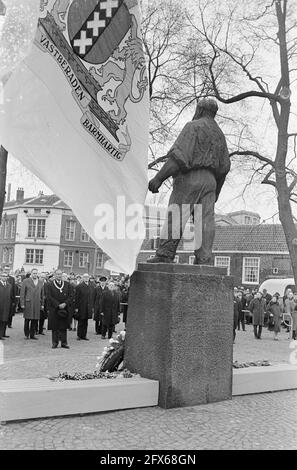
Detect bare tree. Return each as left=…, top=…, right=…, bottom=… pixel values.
left=141, top=0, right=212, bottom=176
left=186, top=0, right=297, bottom=282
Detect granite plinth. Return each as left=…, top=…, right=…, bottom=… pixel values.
left=124, top=263, right=234, bottom=409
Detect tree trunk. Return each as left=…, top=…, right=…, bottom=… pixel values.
left=0, top=145, right=8, bottom=224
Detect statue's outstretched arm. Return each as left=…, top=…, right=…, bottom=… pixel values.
left=148, top=157, right=180, bottom=193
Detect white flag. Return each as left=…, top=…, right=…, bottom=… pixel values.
left=0, top=0, right=149, bottom=274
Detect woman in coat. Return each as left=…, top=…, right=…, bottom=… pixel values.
left=249, top=291, right=266, bottom=339
left=266, top=294, right=283, bottom=340
left=285, top=292, right=296, bottom=339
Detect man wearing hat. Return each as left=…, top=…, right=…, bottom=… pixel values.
left=147, top=98, right=230, bottom=265
left=94, top=276, right=108, bottom=335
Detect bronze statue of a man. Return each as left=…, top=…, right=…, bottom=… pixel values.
left=148, top=98, right=230, bottom=265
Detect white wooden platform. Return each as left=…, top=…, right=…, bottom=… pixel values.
left=233, top=364, right=297, bottom=395
left=0, top=377, right=159, bottom=422
left=1, top=365, right=297, bottom=422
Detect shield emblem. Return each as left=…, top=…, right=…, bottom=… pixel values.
left=68, top=0, right=131, bottom=65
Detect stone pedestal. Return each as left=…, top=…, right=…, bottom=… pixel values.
left=124, top=263, right=234, bottom=409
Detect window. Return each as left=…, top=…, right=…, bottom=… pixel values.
left=244, top=216, right=252, bottom=224
left=81, top=228, right=90, bottom=242
left=10, top=219, right=16, bottom=238
left=242, top=257, right=260, bottom=284
left=65, top=220, right=76, bottom=241
left=28, top=219, right=45, bottom=238
left=96, top=252, right=104, bottom=269
left=79, top=251, right=89, bottom=268
left=35, top=249, right=43, bottom=265
left=215, top=256, right=231, bottom=275
left=8, top=248, right=13, bottom=264
left=153, top=236, right=160, bottom=250
left=252, top=218, right=258, bottom=225
left=4, top=220, right=9, bottom=239
left=174, top=255, right=179, bottom=263
left=25, top=249, right=34, bottom=264
left=25, top=249, right=44, bottom=264
left=189, top=256, right=195, bottom=265
left=2, top=247, right=8, bottom=263
left=64, top=250, right=74, bottom=267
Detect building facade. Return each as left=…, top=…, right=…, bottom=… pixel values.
left=0, top=190, right=109, bottom=275
left=0, top=192, right=293, bottom=287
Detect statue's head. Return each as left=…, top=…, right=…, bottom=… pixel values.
left=193, top=98, right=218, bottom=120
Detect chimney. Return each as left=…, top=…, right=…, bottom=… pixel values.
left=6, top=183, right=11, bottom=202
left=16, top=187, right=24, bottom=202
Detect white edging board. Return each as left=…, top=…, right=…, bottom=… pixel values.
left=0, top=377, right=159, bottom=422
left=233, top=364, right=297, bottom=396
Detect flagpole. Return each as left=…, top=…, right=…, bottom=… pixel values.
left=0, top=145, right=8, bottom=224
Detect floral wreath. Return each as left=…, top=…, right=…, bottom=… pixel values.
left=96, top=330, right=127, bottom=373
left=50, top=331, right=135, bottom=381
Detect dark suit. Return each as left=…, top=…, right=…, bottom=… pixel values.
left=75, top=282, right=95, bottom=339
left=47, top=280, right=72, bottom=347
left=0, top=282, right=13, bottom=339
left=94, top=285, right=109, bottom=334
left=100, top=290, right=120, bottom=339
left=7, top=275, right=16, bottom=328
left=38, top=280, right=48, bottom=334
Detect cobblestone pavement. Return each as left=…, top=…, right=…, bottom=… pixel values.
left=0, top=314, right=293, bottom=381
left=0, top=315, right=296, bottom=450
left=0, top=313, right=125, bottom=380
left=0, top=390, right=296, bottom=450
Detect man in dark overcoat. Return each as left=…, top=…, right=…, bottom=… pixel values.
left=47, top=269, right=72, bottom=349
left=4, top=266, right=16, bottom=330
left=249, top=291, right=266, bottom=339
left=0, top=271, right=14, bottom=340
left=93, top=276, right=108, bottom=335
left=37, top=272, right=48, bottom=335
left=75, top=273, right=95, bottom=340
left=20, top=268, right=44, bottom=340
left=99, top=281, right=121, bottom=339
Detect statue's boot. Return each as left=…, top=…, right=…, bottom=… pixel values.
left=147, top=255, right=174, bottom=263
left=194, top=250, right=212, bottom=265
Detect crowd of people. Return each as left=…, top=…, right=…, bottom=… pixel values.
left=0, top=266, right=130, bottom=349
left=2, top=265, right=297, bottom=349
left=233, top=286, right=297, bottom=342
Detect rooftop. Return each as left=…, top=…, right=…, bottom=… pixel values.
left=213, top=224, right=289, bottom=252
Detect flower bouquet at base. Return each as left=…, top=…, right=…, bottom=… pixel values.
left=96, top=330, right=126, bottom=373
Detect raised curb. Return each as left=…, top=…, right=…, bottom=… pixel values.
left=0, top=377, right=159, bottom=422
left=232, top=364, right=297, bottom=395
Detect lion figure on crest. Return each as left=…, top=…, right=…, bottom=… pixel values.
left=90, top=13, right=148, bottom=126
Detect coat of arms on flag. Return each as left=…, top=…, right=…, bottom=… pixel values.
left=0, top=0, right=149, bottom=274
left=36, top=0, right=148, bottom=161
